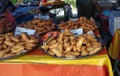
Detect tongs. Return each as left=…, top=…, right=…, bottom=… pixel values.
left=43, top=32, right=53, bottom=45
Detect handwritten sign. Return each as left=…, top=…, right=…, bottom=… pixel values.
left=15, top=27, right=36, bottom=35
left=61, top=28, right=83, bottom=36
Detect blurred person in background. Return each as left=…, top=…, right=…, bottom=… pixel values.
left=76, top=0, right=101, bottom=19
left=0, top=0, right=15, bottom=17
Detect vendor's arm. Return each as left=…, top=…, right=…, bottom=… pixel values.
left=93, top=0, right=102, bottom=14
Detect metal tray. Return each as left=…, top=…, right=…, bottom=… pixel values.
left=43, top=37, right=104, bottom=60
left=0, top=34, right=39, bottom=61
left=0, top=44, right=39, bottom=61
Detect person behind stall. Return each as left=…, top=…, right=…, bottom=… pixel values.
left=76, top=0, right=101, bottom=19
left=0, top=0, right=15, bottom=17
left=0, top=0, right=16, bottom=23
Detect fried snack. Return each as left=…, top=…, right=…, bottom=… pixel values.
left=64, top=45, right=73, bottom=53
left=80, top=46, right=86, bottom=52
left=0, top=50, right=7, bottom=58
left=58, top=17, right=97, bottom=32
left=4, top=40, right=15, bottom=47
left=48, top=40, right=57, bottom=45
left=51, top=48, right=62, bottom=57
left=5, top=35, right=11, bottom=41
left=76, top=37, right=84, bottom=52
left=70, top=40, right=77, bottom=45
left=64, top=37, right=70, bottom=43
left=10, top=36, right=20, bottom=43
left=57, top=44, right=63, bottom=52
left=41, top=29, right=102, bottom=58
left=87, top=47, right=94, bottom=52
left=4, top=53, right=16, bottom=58
left=41, top=45, right=49, bottom=51
left=48, top=51, right=55, bottom=56
left=49, top=43, right=58, bottom=49
left=70, top=36, right=75, bottom=40
left=81, top=50, right=89, bottom=56
left=26, top=39, right=39, bottom=43
left=25, top=47, right=32, bottom=50
left=26, top=43, right=37, bottom=48
left=0, top=47, right=11, bottom=57
left=65, top=53, right=76, bottom=58
left=21, top=33, right=29, bottom=41
left=20, top=18, right=55, bottom=34
left=5, top=33, right=14, bottom=36
left=0, top=41, right=2, bottom=44
left=45, top=37, right=54, bottom=44
left=64, top=42, right=70, bottom=49
left=73, top=45, right=77, bottom=52
left=16, top=42, right=25, bottom=46
left=86, top=43, right=91, bottom=47
left=0, top=32, right=39, bottom=59
left=89, top=47, right=101, bottom=55
left=69, top=52, right=80, bottom=56
left=11, top=46, right=25, bottom=53
left=0, top=45, right=2, bottom=50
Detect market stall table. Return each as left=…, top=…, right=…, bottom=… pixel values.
left=0, top=30, right=113, bottom=76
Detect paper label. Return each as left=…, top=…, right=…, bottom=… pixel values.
left=15, top=27, right=36, bottom=35
left=61, top=28, right=83, bottom=36
left=87, top=30, right=95, bottom=37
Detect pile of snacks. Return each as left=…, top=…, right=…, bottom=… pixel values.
left=0, top=32, right=39, bottom=58
left=58, top=17, right=97, bottom=32
left=20, top=18, right=56, bottom=34
left=0, top=18, right=15, bottom=33
left=41, top=29, right=102, bottom=58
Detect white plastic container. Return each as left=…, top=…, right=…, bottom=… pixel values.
left=109, top=11, right=120, bottom=36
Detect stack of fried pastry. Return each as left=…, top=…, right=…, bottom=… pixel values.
left=58, top=17, right=97, bottom=32
left=0, top=32, right=39, bottom=58
left=41, top=29, right=102, bottom=58
left=20, top=18, right=55, bottom=34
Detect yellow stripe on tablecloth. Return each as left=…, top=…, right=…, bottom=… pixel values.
left=1, top=54, right=108, bottom=65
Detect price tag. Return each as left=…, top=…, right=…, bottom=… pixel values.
left=87, top=30, right=95, bottom=37
left=61, top=28, right=83, bottom=36
left=15, top=27, right=36, bottom=35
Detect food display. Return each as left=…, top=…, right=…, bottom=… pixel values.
left=0, top=17, right=15, bottom=33
left=41, top=29, right=102, bottom=59
left=20, top=18, right=56, bottom=35
left=58, top=17, right=98, bottom=33
left=0, top=32, right=39, bottom=59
